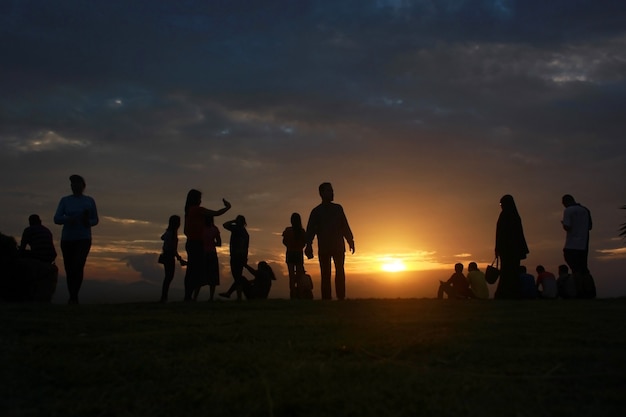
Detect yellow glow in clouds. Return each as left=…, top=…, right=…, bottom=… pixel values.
left=380, top=259, right=406, bottom=273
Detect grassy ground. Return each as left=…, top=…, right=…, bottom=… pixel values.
left=1, top=298, right=625, bottom=417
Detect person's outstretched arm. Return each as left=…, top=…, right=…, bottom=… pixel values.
left=209, top=199, right=232, bottom=217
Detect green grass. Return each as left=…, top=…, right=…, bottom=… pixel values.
left=1, top=299, right=625, bottom=417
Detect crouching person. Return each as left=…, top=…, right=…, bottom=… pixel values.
left=242, top=261, right=276, bottom=300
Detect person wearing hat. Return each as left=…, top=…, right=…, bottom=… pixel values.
left=54, top=174, right=99, bottom=304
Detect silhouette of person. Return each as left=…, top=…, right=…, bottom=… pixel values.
left=438, top=263, right=473, bottom=299
left=282, top=212, right=307, bottom=299
left=183, top=189, right=231, bottom=301
left=556, top=264, right=576, bottom=299
left=305, top=182, right=354, bottom=300
left=220, top=215, right=249, bottom=300
left=241, top=261, right=276, bottom=300
left=193, top=215, right=221, bottom=301
left=296, top=270, right=314, bottom=300
left=535, top=265, right=557, bottom=299
left=561, top=194, right=595, bottom=298
left=467, top=261, right=489, bottom=299
left=159, top=215, right=186, bottom=303
left=19, top=214, right=57, bottom=264
left=519, top=265, right=537, bottom=299
left=494, top=194, right=529, bottom=299
left=1, top=231, right=58, bottom=302
left=53, top=174, right=99, bottom=304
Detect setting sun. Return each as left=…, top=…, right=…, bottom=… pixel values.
left=381, top=259, right=406, bottom=273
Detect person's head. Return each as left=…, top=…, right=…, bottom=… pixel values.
left=562, top=194, right=576, bottom=208
left=454, top=263, right=463, bottom=273
left=0, top=232, right=18, bottom=259
left=185, top=189, right=202, bottom=214
left=290, top=212, right=302, bottom=229
left=319, top=182, right=334, bottom=203
left=69, top=174, right=86, bottom=196
left=558, top=264, right=569, bottom=276
left=28, top=214, right=42, bottom=226
left=519, top=265, right=527, bottom=274
left=468, top=262, right=478, bottom=272
left=167, top=215, right=181, bottom=230
left=499, top=194, right=517, bottom=212
left=235, top=215, right=247, bottom=227
left=536, top=265, right=545, bottom=273
left=258, top=261, right=276, bottom=280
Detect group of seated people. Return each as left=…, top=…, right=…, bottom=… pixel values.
left=0, top=215, right=59, bottom=302
left=437, top=262, right=582, bottom=300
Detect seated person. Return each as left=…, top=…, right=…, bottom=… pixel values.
left=296, top=271, right=314, bottom=300
left=466, top=262, right=489, bottom=299
left=519, top=265, right=537, bottom=299
left=557, top=264, right=577, bottom=299
left=19, top=214, right=57, bottom=264
left=242, top=261, right=276, bottom=300
left=535, top=265, right=557, bottom=299
left=1, top=232, right=58, bottom=302
left=438, top=263, right=473, bottom=299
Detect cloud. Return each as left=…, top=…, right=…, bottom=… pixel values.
left=2, top=130, right=89, bottom=153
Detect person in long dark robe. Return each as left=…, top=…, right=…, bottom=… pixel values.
left=494, top=194, right=529, bottom=299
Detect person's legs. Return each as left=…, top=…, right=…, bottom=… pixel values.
left=61, top=239, right=91, bottom=303
left=318, top=254, right=332, bottom=300
left=563, top=249, right=584, bottom=275
left=294, top=261, right=305, bottom=299
left=184, top=240, right=204, bottom=301
left=61, top=240, right=77, bottom=302
left=161, top=257, right=175, bottom=302
left=437, top=282, right=456, bottom=299
left=232, top=257, right=245, bottom=300
left=287, top=262, right=297, bottom=299
left=495, top=256, right=521, bottom=299
left=564, top=249, right=586, bottom=296
left=221, top=256, right=245, bottom=299
left=333, top=253, right=346, bottom=300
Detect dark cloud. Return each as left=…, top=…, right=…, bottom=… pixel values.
left=2, top=0, right=626, bottom=299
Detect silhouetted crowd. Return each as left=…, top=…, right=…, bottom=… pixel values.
left=437, top=193, right=596, bottom=300
left=0, top=177, right=598, bottom=304
left=0, top=177, right=354, bottom=304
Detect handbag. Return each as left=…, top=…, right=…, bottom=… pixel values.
left=485, top=257, right=500, bottom=284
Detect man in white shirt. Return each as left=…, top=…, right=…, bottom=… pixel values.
left=561, top=194, right=592, bottom=276
left=562, top=194, right=596, bottom=298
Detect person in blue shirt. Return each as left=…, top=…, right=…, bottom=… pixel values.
left=54, top=175, right=99, bottom=304
left=519, top=265, right=537, bottom=299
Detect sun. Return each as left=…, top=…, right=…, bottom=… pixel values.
left=381, top=259, right=406, bottom=273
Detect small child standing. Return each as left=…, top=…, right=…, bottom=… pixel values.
left=159, top=215, right=186, bottom=303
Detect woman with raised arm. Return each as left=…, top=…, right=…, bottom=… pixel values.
left=183, top=189, right=231, bottom=301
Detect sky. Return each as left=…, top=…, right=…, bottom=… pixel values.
left=2, top=0, right=626, bottom=302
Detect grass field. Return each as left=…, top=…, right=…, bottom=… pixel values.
left=1, top=298, right=625, bottom=417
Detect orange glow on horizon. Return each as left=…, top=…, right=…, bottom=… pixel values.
left=380, top=259, right=406, bottom=273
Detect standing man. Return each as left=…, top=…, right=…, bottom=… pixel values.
left=561, top=194, right=595, bottom=298
left=305, top=182, right=355, bottom=300
left=54, top=175, right=99, bottom=304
